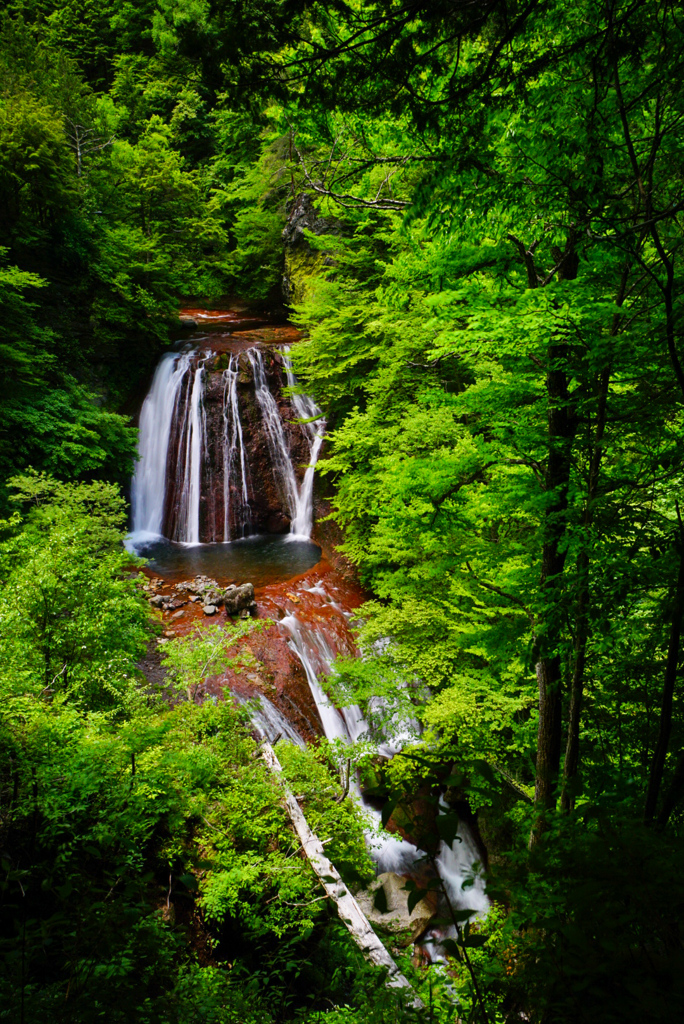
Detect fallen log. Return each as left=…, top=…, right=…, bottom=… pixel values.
left=261, top=741, right=424, bottom=1011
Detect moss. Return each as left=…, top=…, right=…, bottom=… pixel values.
left=283, top=244, right=327, bottom=305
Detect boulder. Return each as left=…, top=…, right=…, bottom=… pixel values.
left=355, top=873, right=437, bottom=944
left=224, top=582, right=256, bottom=616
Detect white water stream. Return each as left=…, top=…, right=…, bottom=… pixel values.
left=176, top=357, right=208, bottom=546
left=281, top=346, right=326, bottom=538
left=278, top=604, right=490, bottom=923
left=130, top=351, right=192, bottom=544
left=241, top=693, right=306, bottom=749
left=221, top=355, right=251, bottom=540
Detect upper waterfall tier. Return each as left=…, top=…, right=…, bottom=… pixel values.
left=130, top=344, right=325, bottom=547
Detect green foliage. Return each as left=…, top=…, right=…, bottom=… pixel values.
left=496, top=809, right=684, bottom=1024
left=2, top=0, right=684, bottom=1019
left=0, top=473, right=149, bottom=711
left=161, top=618, right=270, bottom=703
left=277, top=741, right=375, bottom=886
left=0, top=478, right=390, bottom=1023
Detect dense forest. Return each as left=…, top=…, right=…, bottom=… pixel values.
left=1, top=1, right=684, bottom=1021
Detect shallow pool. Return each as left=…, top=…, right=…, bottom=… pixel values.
left=127, top=533, right=322, bottom=587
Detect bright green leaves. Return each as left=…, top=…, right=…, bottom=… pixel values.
left=160, top=618, right=270, bottom=703
left=0, top=473, right=149, bottom=712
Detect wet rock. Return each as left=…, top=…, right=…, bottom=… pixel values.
left=149, top=595, right=166, bottom=608
left=237, top=352, right=253, bottom=384
left=170, top=609, right=185, bottom=621
left=224, top=583, right=255, bottom=616
left=356, top=873, right=437, bottom=943
left=282, top=194, right=341, bottom=303
left=202, top=605, right=218, bottom=616
left=267, top=512, right=290, bottom=534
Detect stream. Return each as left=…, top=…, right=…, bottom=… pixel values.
left=127, top=308, right=489, bottom=953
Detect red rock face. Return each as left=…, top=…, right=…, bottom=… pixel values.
left=142, top=558, right=366, bottom=743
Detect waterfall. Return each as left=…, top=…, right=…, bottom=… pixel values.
left=130, top=333, right=487, bottom=949
left=176, top=359, right=207, bottom=546
left=222, top=355, right=251, bottom=540
left=129, top=344, right=323, bottom=549
left=130, top=351, right=192, bottom=543
left=281, top=346, right=326, bottom=538
left=279, top=611, right=425, bottom=875
left=279, top=600, right=490, bottom=903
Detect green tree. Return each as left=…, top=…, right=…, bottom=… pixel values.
left=0, top=473, right=149, bottom=709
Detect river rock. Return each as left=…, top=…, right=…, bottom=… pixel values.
left=149, top=595, right=166, bottom=608
left=356, top=873, right=436, bottom=943
left=224, top=582, right=255, bottom=615
left=202, top=605, right=218, bottom=616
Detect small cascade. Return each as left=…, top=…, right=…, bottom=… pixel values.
left=241, top=694, right=306, bottom=748
left=279, top=610, right=426, bottom=875
left=221, top=355, right=251, bottom=540
left=281, top=346, right=326, bottom=537
left=435, top=827, right=489, bottom=920
left=131, top=351, right=192, bottom=543
left=280, top=614, right=361, bottom=744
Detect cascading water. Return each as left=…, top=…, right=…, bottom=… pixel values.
left=240, top=693, right=306, bottom=748
left=246, top=348, right=302, bottom=528
left=279, top=612, right=442, bottom=877
left=130, top=351, right=192, bottom=544
left=278, top=594, right=489, bottom=917
left=281, top=346, right=326, bottom=538
left=129, top=344, right=324, bottom=551
left=221, top=355, right=251, bottom=540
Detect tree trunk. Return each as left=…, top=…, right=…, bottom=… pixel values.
left=644, top=537, right=684, bottom=822
left=657, top=746, right=684, bottom=828
left=261, top=742, right=423, bottom=1009
left=560, top=362, right=612, bottom=812
left=559, top=557, right=588, bottom=814
left=532, top=341, right=577, bottom=819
